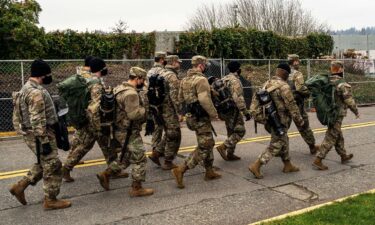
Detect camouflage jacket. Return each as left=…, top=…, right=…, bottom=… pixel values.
left=160, top=65, right=182, bottom=114
left=179, top=68, right=218, bottom=118
left=114, top=82, right=146, bottom=131
left=19, top=80, right=58, bottom=143
left=147, top=62, right=165, bottom=79
left=264, top=76, right=304, bottom=128
left=288, top=69, right=310, bottom=101
left=222, top=72, right=247, bottom=114
left=330, top=75, right=359, bottom=117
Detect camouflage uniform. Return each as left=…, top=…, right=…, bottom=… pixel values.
left=258, top=76, right=304, bottom=164
left=147, top=60, right=166, bottom=151
left=153, top=62, right=182, bottom=161
left=220, top=72, right=247, bottom=155
left=179, top=64, right=218, bottom=170
left=114, top=68, right=148, bottom=182
left=287, top=55, right=316, bottom=148
left=317, top=75, right=359, bottom=159
left=15, top=80, right=62, bottom=198
left=63, top=73, right=121, bottom=175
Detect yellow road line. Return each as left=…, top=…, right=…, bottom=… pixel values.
left=248, top=188, right=375, bottom=225
left=1, top=121, right=374, bottom=180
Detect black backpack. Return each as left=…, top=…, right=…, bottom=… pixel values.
left=147, top=74, right=166, bottom=106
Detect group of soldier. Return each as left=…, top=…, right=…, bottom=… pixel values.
left=8, top=52, right=359, bottom=210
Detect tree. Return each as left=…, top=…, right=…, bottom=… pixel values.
left=0, top=0, right=45, bottom=59
left=185, top=0, right=328, bottom=36
left=112, top=19, right=128, bottom=34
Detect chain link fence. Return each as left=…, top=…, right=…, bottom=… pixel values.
left=1, top=58, right=374, bottom=132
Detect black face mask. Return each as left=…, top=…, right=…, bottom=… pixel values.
left=136, top=82, right=145, bottom=89
left=101, top=68, right=108, bottom=76
left=42, top=75, right=53, bottom=85
left=237, top=69, right=242, bottom=76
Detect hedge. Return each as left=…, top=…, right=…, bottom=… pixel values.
left=176, top=28, right=333, bottom=59
left=43, top=30, right=155, bottom=59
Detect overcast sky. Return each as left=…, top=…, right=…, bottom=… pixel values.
left=37, top=0, right=375, bottom=32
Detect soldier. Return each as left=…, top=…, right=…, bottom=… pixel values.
left=62, top=58, right=127, bottom=190
left=76, top=56, right=94, bottom=78
left=249, top=63, right=305, bottom=179
left=114, top=67, right=154, bottom=197
left=9, top=59, right=71, bottom=210
left=172, top=55, right=221, bottom=189
left=148, top=55, right=183, bottom=169
left=312, top=61, right=359, bottom=170
left=287, top=54, right=319, bottom=154
left=216, top=61, right=251, bottom=161
left=147, top=52, right=167, bottom=158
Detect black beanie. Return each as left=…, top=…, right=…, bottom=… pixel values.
left=277, top=63, right=291, bottom=74
left=84, top=56, right=94, bottom=67
left=31, top=59, right=51, bottom=77
left=227, top=61, right=241, bottom=73
left=89, top=58, right=106, bottom=73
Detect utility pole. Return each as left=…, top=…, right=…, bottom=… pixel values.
left=233, top=4, right=239, bottom=27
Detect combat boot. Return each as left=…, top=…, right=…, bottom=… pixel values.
left=129, top=181, right=154, bottom=197
left=96, top=168, right=111, bottom=191
left=216, top=144, right=228, bottom=161
left=282, top=160, right=300, bottom=173
left=62, top=166, right=74, bottom=183
left=110, top=170, right=129, bottom=179
left=309, top=144, right=320, bottom=155
left=341, top=154, right=353, bottom=164
left=161, top=160, right=178, bottom=170
left=172, top=164, right=187, bottom=189
left=227, top=153, right=241, bottom=161
left=43, top=197, right=71, bottom=210
left=312, top=157, right=328, bottom=170
left=204, top=168, right=222, bottom=181
left=148, top=150, right=161, bottom=166
left=248, top=159, right=263, bottom=179
left=9, top=178, right=30, bottom=205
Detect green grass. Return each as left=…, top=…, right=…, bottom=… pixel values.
left=264, top=193, right=375, bottom=225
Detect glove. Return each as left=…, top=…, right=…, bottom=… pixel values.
left=244, top=112, right=252, bottom=121
left=41, top=143, right=53, bottom=155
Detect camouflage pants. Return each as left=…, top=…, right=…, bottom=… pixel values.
left=64, top=124, right=120, bottom=174
left=21, top=131, right=62, bottom=198
left=317, top=117, right=347, bottom=159
left=296, top=107, right=315, bottom=147
left=115, top=130, right=147, bottom=182
left=185, top=116, right=215, bottom=170
left=259, top=127, right=290, bottom=165
left=155, top=105, right=181, bottom=160
left=219, top=110, right=246, bottom=154
left=151, top=123, right=165, bottom=150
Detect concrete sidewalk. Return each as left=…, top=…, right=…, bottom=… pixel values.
left=0, top=107, right=374, bottom=225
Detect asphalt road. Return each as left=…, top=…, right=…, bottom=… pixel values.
left=0, top=107, right=374, bottom=225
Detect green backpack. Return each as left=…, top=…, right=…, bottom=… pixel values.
left=305, top=74, right=344, bottom=127
left=57, top=74, right=99, bottom=128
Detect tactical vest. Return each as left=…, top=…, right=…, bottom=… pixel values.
left=18, top=80, right=58, bottom=130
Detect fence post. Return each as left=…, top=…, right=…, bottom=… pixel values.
left=268, top=60, right=271, bottom=79
left=307, top=59, right=312, bottom=110
left=21, top=61, right=25, bottom=86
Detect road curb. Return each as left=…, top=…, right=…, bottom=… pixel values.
left=248, top=188, right=375, bottom=225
